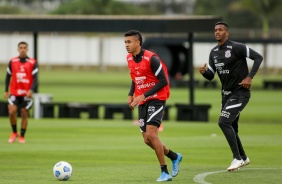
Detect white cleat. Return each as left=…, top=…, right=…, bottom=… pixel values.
left=227, top=158, right=244, bottom=171
left=242, top=157, right=250, bottom=167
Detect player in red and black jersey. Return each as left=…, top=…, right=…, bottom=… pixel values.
left=124, top=30, right=182, bottom=182
left=4, top=41, right=39, bottom=143
left=199, top=22, right=263, bottom=171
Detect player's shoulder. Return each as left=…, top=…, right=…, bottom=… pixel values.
left=228, top=40, right=246, bottom=49
left=28, top=57, right=37, bottom=64
left=10, top=56, right=19, bottom=62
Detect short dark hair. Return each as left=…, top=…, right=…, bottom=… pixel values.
left=215, top=21, right=229, bottom=31
left=124, top=30, right=143, bottom=46
left=18, top=41, right=28, bottom=47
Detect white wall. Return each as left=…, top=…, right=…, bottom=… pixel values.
left=0, top=33, right=281, bottom=68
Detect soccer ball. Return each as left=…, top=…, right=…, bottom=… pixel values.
left=53, top=161, right=73, bottom=181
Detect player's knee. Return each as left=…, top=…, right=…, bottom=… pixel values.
left=218, top=118, right=227, bottom=128
left=143, top=133, right=156, bottom=144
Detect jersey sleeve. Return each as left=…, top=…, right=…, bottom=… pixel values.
left=234, top=42, right=263, bottom=78
left=5, top=61, right=12, bottom=92
left=128, top=80, right=135, bottom=96
left=30, top=61, right=39, bottom=92
left=202, top=52, right=216, bottom=81
left=143, top=55, right=168, bottom=98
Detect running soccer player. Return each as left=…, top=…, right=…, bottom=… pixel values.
left=199, top=22, right=263, bottom=171
left=4, top=41, right=39, bottom=143
left=124, top=30, right=182, bottom=182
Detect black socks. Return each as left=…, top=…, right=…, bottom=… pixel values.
left=166, top=150, right=178, bottom=161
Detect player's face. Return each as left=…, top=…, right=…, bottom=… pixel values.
left=124, top=36, right=140, bottom=56
left=214, top=24, right=229, bottom=43
left=18, top=44, right=28, bottom=57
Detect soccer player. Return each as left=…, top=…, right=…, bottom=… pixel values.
left=199, top=22, right=263, bottom=171
left=4, top=41, right=39, bottom=143
left=124, top=30, right=182, bottom=182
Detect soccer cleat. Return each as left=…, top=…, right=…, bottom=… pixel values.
left=18, top=136, right=26, bottom=144
left=242, top=157, right=250, bottom=167
left=172, top=153, right=182, bottom=177
left=8, top=132, right=18, bottom=143
left=227, top=158, right=244, bottom=171
left=156, top=172, right=172, bottom=182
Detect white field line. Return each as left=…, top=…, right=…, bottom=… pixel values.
left=193, top=168, right=280, bottom=184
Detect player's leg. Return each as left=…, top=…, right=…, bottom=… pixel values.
left=218, top=90, right=250, bottom=171
left=231, top=93, right=250, bottom=167
left=144, top=124, right=172, bottom=182
left=139, top=100, right=171, bottom=181
left=7, top=96, right=19, bottom=143
left=19, top=97, right=33, bottom=143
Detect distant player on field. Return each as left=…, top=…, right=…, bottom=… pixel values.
left=124, top=30, right=182, bottom=182
left=4, top=41, right=39, bottom=143
left=199, top=22, right=263, bottom=171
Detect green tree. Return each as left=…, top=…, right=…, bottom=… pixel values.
left=50, top=0, right=160, bottom=15
left=194, top=0, right=282, bottom=30
left=234, top=0, right=282, bottom=37
left=0, top=6, right=21, bottom=14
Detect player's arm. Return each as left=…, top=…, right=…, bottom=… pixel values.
left=201, top=52, right=216, bottom=81
left=127, top=81, right=135, bottom=109
left=4, top=62, right=12, bottom=99
left=143, top=55, right=168, bottom=98
left=30, top=62, right=39, bottom=92
left=27, top=62, right=39, bottom=98
left=236, top=43, right=263, bottom=79
left=235, top=43, right=263, bottom=88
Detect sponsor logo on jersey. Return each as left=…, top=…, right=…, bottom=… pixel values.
left=214, top=48, right=219, bottom=51
left=17, top=89, right=27, bottom=95
left=227, top=45, right=232, bottom=49
left=215, top=63, right=229, bottom=74
left=135, top=76, right=156, bottom=90
left=135, top=76, right=146, bottom=80
left=225, top=50, right=231, bottom=58
left=215, top=63, right=224, bottom=67
left=137, top=82, right=156, bottom=90
left=219, top=70, right=229, bottom=74
left=16, top=72, right=30, bottom=83
left=221, top=110, right=230, bottom=118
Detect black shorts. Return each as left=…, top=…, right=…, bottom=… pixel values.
left=220, top=90, right=250, bottom=123
left=138, top=100, right=165, bottom=132
left=8, top=95, right=33, bottom=110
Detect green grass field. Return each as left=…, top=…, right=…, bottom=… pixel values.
left=0, top=68, right=281, bottom=183
left=0, top=120, right=281, bottom=184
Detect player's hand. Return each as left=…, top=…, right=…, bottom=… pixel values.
left=3, top=92, right=9, bottom=99
left=199, top=63, right=207, bottom=74
left=127, top=96, right=135, bottom=110
left=130, top=94, right=145, bottom=109
left=239, top=76, right=252, bottom=89
left=26, top=90, right=33, bottom=98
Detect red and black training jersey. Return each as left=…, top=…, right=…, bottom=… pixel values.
left=127, top=49, right=170, bottom=105
left=6, top=56, right=38, bottom=96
